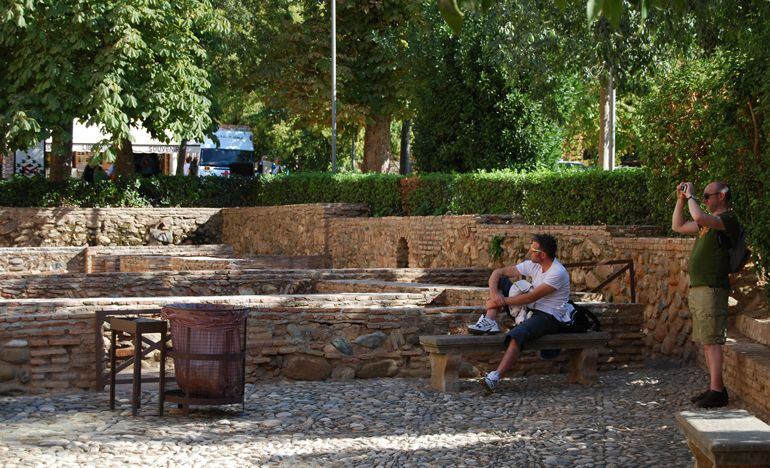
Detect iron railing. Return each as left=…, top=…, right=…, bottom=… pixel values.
left=562, top=259, right=636, bottom=302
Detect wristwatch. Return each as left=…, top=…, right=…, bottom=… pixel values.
left=687, top=194, right=699, bottom=203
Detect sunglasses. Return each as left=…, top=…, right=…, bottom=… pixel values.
left=703, top=192, right=722, bottom=200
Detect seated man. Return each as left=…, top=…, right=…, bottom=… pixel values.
left=469, top=234, right=574, bottom=393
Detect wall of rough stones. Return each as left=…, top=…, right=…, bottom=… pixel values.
left=0, top=208, right=222, bottom=247
left=0, top=271, right=315, bottom=299
left=221, top=204, right=369, bottom=261
left=0, top=268, right=491, bottom=300
left=85, top=244, right=234, bottom=273
left=0, top=295, right=641, bottom=393
left=0, top=247, right=86, bottom=274
left=118, top=254, right=326, bottom=272
left=323, top=216, right=767, bottom=362
left=0, top=245, right=235, bottom=276
left=722, top=339, right=770, bottom=420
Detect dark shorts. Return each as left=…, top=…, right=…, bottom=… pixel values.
left=498, top=276, right=513, bottom=297
left=504, top=310, right=563, bottom=350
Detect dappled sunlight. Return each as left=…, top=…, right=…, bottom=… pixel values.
left=0, top=368, right=704, bottom=465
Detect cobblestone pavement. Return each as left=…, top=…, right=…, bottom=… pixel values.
left=0, top=366, right=725, bottom=467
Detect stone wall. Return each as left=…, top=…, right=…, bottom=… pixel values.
left=0, top=208, right=222, bottom=247
left=0, top=247, right=86, bottom=274
left=323, top=216, right=761, bottom=362
left=723, top=338, right=770, bottom=420
left=0, top=339, right=30, bottom=394
left=0, top=271, right=315, bottom=299
left=118, top=254, right=326, bottom=272
left=0, top=296, right=641, bottom=393
left=0, top=268, right=491, bottom=300
left=85, top=244, right=234, bottom=273
left=221, top=204, right=369, bottom=261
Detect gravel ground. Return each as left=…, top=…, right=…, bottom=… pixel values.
left=0, top=366, right=722, bottom=467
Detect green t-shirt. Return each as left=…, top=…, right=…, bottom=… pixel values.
left=688, top=211, right=740, bottom=289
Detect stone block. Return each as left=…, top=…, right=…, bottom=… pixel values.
left=331, top=366, right=355, bottom=380
left=1, top=347, right=29, bottom=364
left=47, top=336, right=81, bottom=346
left=0, top=362, right=15, bottom=382
left=2, top=339, right=28, bottom=348
left=283, top=355, right=331, bottom=381
left=353, top=332, right=388, bottom=349
left=356, top=359, right=399, bottom=379
left=29, top=348, right=67, bottom=357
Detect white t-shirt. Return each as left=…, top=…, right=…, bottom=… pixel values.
left=516, top=259, right=574, bottom=323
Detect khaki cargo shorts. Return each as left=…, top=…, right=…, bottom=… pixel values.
left=688, top=286, right=729, bottom=345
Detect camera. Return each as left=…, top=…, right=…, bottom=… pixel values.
left=679, top=184, right=687, bottom=192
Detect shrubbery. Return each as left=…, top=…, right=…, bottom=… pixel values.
left=0, top=168, right=660, bottom=226
left=636, top=50, right=770, bottom=280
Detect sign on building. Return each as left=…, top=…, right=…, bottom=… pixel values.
left=15, top=142, right=45, bottom=177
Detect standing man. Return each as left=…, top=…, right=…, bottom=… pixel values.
left=672, top=181, right=740, bottom=408
left=472, top=234, right=574, bottom=393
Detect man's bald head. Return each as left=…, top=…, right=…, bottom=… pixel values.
left=708, top=181, right=731, bottom=202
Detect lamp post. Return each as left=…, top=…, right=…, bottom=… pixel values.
left=330, top=0, right=337, bottom=172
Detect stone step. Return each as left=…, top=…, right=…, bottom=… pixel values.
left=0, top=293, right=434, bottom=314
left=722, top=331, right=770, bottom=421
left=736, top=314, right=770, bottom=348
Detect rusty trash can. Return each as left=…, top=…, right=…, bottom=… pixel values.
left=159, top=303, right=249, bottom=414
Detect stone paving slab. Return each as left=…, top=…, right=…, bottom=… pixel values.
left=0, top=367, right=723, bottom=467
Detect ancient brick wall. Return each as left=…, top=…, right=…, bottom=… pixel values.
left=0, top=271, right=316, bottom=299
left=0, top=208, right=222, bottom=247
left=221, top=204, right=368, bottom=261
left=117, top=254, right=326, bottom=272
left=0, top=297, right=641, bottom=393
left=85, top=244, right=234, bottom=273
left=0, top=247, right=86, bottom=274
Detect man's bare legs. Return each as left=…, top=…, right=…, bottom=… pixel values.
left=484, top=305, right=503, bottom=321
left=496, top=339, right=520, bottom=375
left=481, top=338, right=521, bottom=392
left=704, top=344, right=724, bottom=391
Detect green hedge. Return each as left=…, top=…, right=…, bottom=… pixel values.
left=260, top=172, right=402, bottom=217
left=0, top=169, right=662, bottom=226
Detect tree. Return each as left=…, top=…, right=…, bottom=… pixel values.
left=253, top=0, right=421, bottom=172
left=433, top=0, right=671, bottom=168
left=1, top=0, right=225, bottom=180
left=409, top=5, right=564, bottom=172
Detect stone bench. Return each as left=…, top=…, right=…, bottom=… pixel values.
left=419, top=332, right=610, bottom=391
left=676, top=410, right=770, bottom=467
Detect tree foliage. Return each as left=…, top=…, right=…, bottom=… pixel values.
left=252, top=0, right=421, bottom=172
left=409, top=6, right=563, bottom=172
left=0, top=0, right=226, bottom=179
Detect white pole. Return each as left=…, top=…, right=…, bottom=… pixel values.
left=331, top=0, right=337, bottom=172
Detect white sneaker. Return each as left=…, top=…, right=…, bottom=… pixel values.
left=468, top=315, right=500, bottom=335
left=480, top=372, right=499, bottom=393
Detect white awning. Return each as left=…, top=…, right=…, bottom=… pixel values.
left=44, top=120, right=201, bottom=155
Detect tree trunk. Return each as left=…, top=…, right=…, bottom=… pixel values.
left=175, top=140, right=187, bottom=176
left=399, top=119, right=411, bottom=175
left=362, top=115, right=391, bottom=173
left=599, top=71, right=615, bottom=170
left=114, top=138, right=134, bottom=177
left=49, top=120, right=74, bottom=181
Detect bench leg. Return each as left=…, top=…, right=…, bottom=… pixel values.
left=567, top=348, right=598, bottom=385
left=429, top=352, right=462, bottom=392
left=686, top=440, right=714, bottom=468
